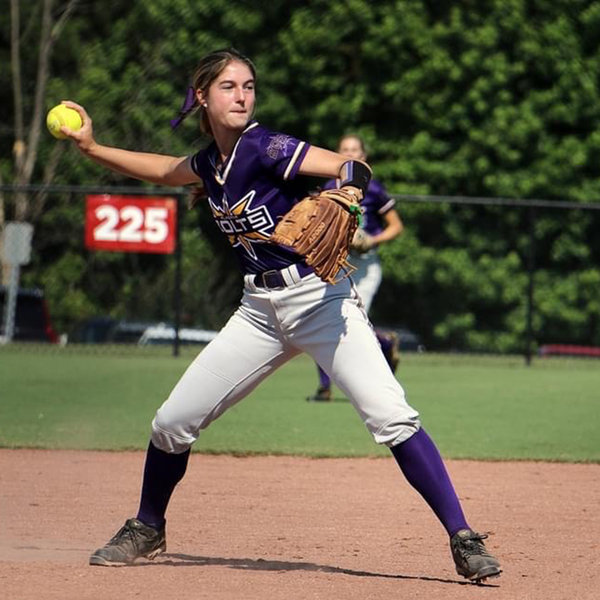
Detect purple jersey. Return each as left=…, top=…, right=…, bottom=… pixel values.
left=324, top=178, right=394, bottom=237
left=190, top=121, right=311, bottom=274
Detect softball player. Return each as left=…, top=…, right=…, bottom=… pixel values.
left=308, top=134, right=404, bottom=402
left=63, top=48, right=500, bottom=582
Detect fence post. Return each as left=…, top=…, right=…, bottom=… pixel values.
left=2, top=264, right=20, bottom=342
left=1, top=222, right=34, bottom=343
left=172, top=193, right=183, bottom=357
left=525, top=206, right=536, bottom=366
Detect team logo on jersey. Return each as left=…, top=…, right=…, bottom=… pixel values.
left=208, top=190, right=273, bottom=259
left=266, top=134, right=292, bottom=160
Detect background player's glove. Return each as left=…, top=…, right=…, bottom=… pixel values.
left=351, top=228, right=375, bottom=254
left=270, top=188, right=363, bottom=284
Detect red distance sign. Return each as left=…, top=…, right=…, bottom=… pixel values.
left=85, top=195, right=177, bottom=254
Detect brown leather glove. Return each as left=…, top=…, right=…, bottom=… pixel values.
left=270, top=188, right=363, bottom=284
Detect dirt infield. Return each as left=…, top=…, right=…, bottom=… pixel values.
left=1, top=449, right=598, bottom=600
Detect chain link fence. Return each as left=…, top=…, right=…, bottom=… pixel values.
left=1, top=183, right=600, bottom=364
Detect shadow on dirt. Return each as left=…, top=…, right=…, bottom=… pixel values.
left=129, top=553, right=499, bottom=587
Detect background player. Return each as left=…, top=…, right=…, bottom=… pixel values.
left=60, top=47, right=500, bottom=582
left=308, top=134, right=404, bottom=402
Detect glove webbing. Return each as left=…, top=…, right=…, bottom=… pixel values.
left=304, top=204, right=354, bottom=279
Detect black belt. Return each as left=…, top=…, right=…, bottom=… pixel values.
left=253, top=264, right=313, bottom=289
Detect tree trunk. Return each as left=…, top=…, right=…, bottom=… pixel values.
left=11, top=0, right=80, bottom=222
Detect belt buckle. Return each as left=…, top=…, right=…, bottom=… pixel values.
left=262, top=270, right=283, bottom=289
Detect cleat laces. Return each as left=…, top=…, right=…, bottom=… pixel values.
left=459, top=532, right=492, bottom=557
left=107, top=522, right=141, bottom=548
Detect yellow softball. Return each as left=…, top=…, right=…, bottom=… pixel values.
left=46, top=104, right=82, bottom=139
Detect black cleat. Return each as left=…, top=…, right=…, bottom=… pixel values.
left=450, top=529, right=501, bottom=582
left=306, top=386, right=332, bottom=402
left=89, top=518, right=166, bottom=566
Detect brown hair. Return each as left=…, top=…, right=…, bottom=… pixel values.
left=192, top=48, right=257, bottom=135
left=338, top=134, right=367, bottom=154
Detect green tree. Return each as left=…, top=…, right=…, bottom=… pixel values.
left=3, top=0, right=600, bottom=349
left=1, top=0, right=80, bottom=227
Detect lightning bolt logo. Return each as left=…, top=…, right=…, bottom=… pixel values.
left=208, top=191, right=273, bottom=259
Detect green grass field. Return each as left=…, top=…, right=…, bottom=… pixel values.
left=1, top=345, right=599, bottom=461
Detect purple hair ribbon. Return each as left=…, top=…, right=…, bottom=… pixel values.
left=170, top=86, right=197, bottom=130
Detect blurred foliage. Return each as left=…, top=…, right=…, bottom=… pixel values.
left=2, top=0, right=600, bottom=350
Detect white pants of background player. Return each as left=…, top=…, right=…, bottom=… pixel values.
left=349, top=249, right=382, bottom=313
left=151, top=265, right=420, bottom=455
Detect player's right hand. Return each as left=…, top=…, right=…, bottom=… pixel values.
left=60, top=101, right=96, bottom=154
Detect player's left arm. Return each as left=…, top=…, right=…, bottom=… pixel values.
left=371, top=209, right=404, bottom=245
left=297, top=146, right=371, bottom=199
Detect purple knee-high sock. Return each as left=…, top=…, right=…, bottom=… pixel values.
left=136, top=441, right=190, bottom=530
left=317, top=364, right=331, bottom=389
left=390, top=428, right=469, bottom=537
left=377, top=332, right=394, bottom=368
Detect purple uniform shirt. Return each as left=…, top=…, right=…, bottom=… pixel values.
left=324, top=178, right=394, bottom=237
left=190, top=121, right=311, bottom=274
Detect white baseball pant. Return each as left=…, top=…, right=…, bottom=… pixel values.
left=349, top=250, right=382, bottom=313
left=151, top=265, right=420, bottom=454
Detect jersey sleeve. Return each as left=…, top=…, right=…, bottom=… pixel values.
left=258, top=129, right=311, bottom=181
left=189, top=148, right=209, bottom=180
left=370, top=179, right=395, bottom=214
